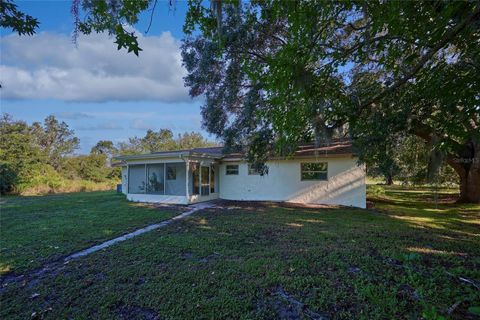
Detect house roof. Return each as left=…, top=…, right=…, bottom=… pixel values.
left=114, top=140, right=355, bottom=162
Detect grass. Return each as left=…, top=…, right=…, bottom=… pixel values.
left=0, top=191, right=180, bottom=274
left=1, top=187, right=479, bottom=319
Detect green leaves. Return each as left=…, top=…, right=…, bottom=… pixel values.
left=73, top=0, right=153, bottom=55
left=0, top=0, right=39, bottom=35
left=113, top=25, right=142, bottom=56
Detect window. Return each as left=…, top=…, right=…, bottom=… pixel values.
left=146, top=164, right=164, bottom=194
left=128, top=165, right=146, bottom=194
left=301, top=162, right=328, bottom=181
left=226, top=164, right=239, bottom=175
left=210, top=165, right=215, bottom=193
left=201, top=166, right=210, bottom=196
left=166, top=165, right=176, bottom=180
left=248, top=164, right=261, bottom=175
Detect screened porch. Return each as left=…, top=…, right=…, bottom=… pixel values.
left=126, top=161, right=219, bottom=204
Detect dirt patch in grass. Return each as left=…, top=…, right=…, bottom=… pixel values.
left=212, top=199, right=343, bottom=212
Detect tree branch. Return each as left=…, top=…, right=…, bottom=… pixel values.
left=359, top=5, right=480, bottom=111
left=145, top=0, right=158, bottom=34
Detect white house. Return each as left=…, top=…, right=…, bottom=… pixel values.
left=114, top=140, right=366, bottom=208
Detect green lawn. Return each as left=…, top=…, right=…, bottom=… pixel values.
left=1, top=187, right=479, bottom=319
left=0, top=191, right=180, bottom=274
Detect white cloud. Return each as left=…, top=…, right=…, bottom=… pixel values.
left=57, top=112, right=93, bottom=119
left=0, top=31, right=189, bottom=102
left=130, top=118, right=152, bottom=130
left=77, top=123, right=123, bottom=130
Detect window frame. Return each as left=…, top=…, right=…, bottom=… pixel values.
left=225, top=164, right=239, bottom=175
left=300, top=162, right=328, bottom=181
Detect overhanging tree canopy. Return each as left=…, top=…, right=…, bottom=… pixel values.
left=181, top=0, right=479, bottom=203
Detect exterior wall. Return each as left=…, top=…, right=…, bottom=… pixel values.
left=127, top=194, right=188, bottom=205
left=219, top=157, right=366, bottom=208
left=121, top=166, right=128, bottom=195
left=188, top=193, right=220, bottom=204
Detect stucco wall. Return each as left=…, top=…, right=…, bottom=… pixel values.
left=218, top=157, right=366, bottom=208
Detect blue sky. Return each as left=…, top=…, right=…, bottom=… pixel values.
left=0, top=0, right=212, bottom=153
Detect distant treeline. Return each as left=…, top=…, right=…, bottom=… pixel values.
left=0, top=114, right=216, bottom=195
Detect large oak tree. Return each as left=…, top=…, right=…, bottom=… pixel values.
left=181, top=0, right=480, bottom=203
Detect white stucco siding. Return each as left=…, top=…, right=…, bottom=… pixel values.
left=218, top=157, right=366, bottom=208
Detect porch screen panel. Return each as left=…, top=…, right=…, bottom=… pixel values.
left=201, top=166, right=210, bottom=196
left=128, top=165, right=146, bottom=194
left=146, top=163, right=164, bottom=194
left=165, top=163, right=186, bottom=196
left=191, top=164, right=200, bottom=195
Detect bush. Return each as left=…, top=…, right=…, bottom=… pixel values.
left=19, top=178, right=118, bottom=195
left=16, top=163, right=65, bottom=193
left=0, top=162, right=17, bottom=194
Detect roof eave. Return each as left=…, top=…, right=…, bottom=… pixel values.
left=221, top=153, right=357, bottom=162
left=113, top=150, right=224, bottom=162
left=113, top=151, right=190, bottom=161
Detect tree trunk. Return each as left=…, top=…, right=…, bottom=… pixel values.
left=385, top=174, right=394, bottom=185
left=455, top=158, right=480, bottom=204
left=414, top=124, right=479, bottom=203
left=447, top=140, right=480, bottom=204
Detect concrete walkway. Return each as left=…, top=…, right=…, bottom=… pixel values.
left=65, top=201, right=215, bottom=261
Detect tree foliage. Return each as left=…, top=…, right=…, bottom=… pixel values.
left=0, top=0, right=39, bottom=36
left=30, top=115, right=80, bottom=170
left=117, top=129, right=216, bottom=155
left=0, top=114, right=43, bottom=193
